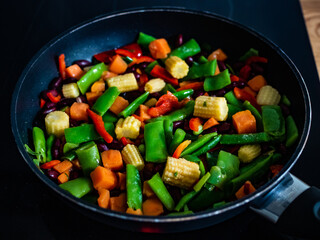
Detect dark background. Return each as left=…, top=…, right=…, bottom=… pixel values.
left=2, top=0, right=320, bottom=239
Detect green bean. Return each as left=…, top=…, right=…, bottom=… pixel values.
left=118, top=91, right=149, bottom=118
left=33, top=127, right=46, bottom=163
left=91, top=86, right=120, bottom=116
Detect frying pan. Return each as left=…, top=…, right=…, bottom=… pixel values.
left=10, top=8, right=320, bottom=237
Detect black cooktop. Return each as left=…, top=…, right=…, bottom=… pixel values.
left=2, top=0, right=320, bottom=239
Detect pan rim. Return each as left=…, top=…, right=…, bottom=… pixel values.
left=10, top=7, right=312, bottom=224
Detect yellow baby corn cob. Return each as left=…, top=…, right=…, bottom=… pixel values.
left=256, top=85, right=281, bottom=106
left=238, top=144, right=261, bottom=163
left=162, top=157, right=200, bottom=189
left=193, top=96, right=228, bottom=121
left=106, top=73, right=138, bottom=93
left=121, top=144, right=145, bottom=171
left=144, top=78, right=166, bottom=93
left=165, top=56, right=189, bottom=79
left=45, top=111, right=69, bottom=137
left=62, top=83, right=80, bottom=98
left=115, top=116, right=141, bottom=140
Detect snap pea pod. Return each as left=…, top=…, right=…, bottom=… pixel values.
left=91, top=86, right=120, bottom=116
left=193, top=172, right=211, bottom=192
left=216, top=150, right=240, bottom=182
left=285, top=115, right=298, bottom=147
left=173, top=89, right=194, bottom=101
left=145, top=61, right=159, bottom=75
left=169, top=38, right=201, bottom=60
left=137, top=32, right=156, bottom=49
left=174, top=190, right=199, bottom=212
left=118, top=91, right=149, bottom=118
left=148, top=100, right=195, bottom=123
left=239, top=48, right=259, bottom=61
left=75, top=141, right=101, bottom=176
left=163, top=119, right=173, bottom=147
left=220, top=132, right=270, bottom=145
left=206, top=166, right=227, bottom=189
left=161, top=83, right=177, bottom=95
left=188, top=186, right=225, bottom=211
left=224, top=91, right=243, bottom=109
left=144, top=121, right=168, bottom=163
left=64, top=123, right=115, bottom=144
left=183, top=60, right=217, bottom=81
left=227, top=104, right=242, bottom=120
left=63, top=143, right=79, bottom=154
left=181, top=132, right=217, bottom=157
left=190, top=134, right=222, bottom=157
left=169, top=128, right=186, bottom=155
left=46, top=134, right=55, bottom=162
left=102, top=111, right=118, bottom=123
left=33, top=127, right=46, bottom=164
left=59, top=177, right=93, bottom=198
left=77, top=62, right=107, bottom=94
left=204, top=69, right=231, bottom=91
left=183, top=154, right=201, bottom=163
left=261, top=105, right=285, bottom=141
left=148, top=172, right=175, bottom=211
left=126, top=164, right=142, bottom=210
left=198, top=55, right=208, bottom=64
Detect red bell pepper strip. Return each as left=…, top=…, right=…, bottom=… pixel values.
left=58, top=54, right=66, bottom=80
left=176, top=81, right=204, bottom=91
left=239, top=65, right=252, bottom=80
left=246, top=56, right=268, bottom=65
left=128, top=56, right=155, bottom=67
left=121, top=43, right=142, bottom=57
left=233, top=87, right=261, bottom=111
left=115, top=49, right=136, bottom=59
left=87, top=109, right=113, bottom=143
left=47, top=92, right=61, bottom=103
left=40, top=98, right=46, bottom=108
left=189, top=117, right=202, bottom=132
left=120, top=137, right=134, bottom=146
left=41, top=160, right=61, bottom=169
left=230, top=74, right=240, bottom=82
left=93, top=50, right=115, bottom=64
left=150, top=65, right=179, bottom=86
left=148, top=91, right=180, bottom=117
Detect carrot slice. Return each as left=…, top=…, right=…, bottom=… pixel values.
left=109, top=55, right=128, bottom=74
left=172, top=140, right=192, bottom=158
left=148, top=38, right=171, bottom=59
left=143, top=181, right=155, bottom=198
left=116, top=172, right=126, bottom=190
left=207, top=48, right=228, bottom=61
left=86, top=91, right=103, bottom=106
left=40, top=160, right=61, bottom=169
left=243, top=86, right=257, bottom=97
left=57, top=170, right=70, bottom=184
left=203, top=117, right=219, bottom=130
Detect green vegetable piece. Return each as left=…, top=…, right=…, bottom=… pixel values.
left=207, top=166, right=227, bottom=188
left=198, top=55, right=208, bottom=64
left=126, top=164, right=143, bottom=210
left=173, top=89, right=194, bottom=101
left=188, top=186, right=225, bottom=211
left=281, top=94, right=291, bottom=106
left=33, top=127, right=46, bottom=164
left=224, top=91, right=243, bottom=109
left=216, top=150, right=240, bottom=181
left=174, top=190, right=198, bottom=212
left=161, top=83, right=177, bottom=95
left=206, top=151, right=219, bottom=169
left=239, top=48, right=259, bottom=62
left=46, top=134, right=55, bottom=162
left=144, top=121, right=168, bottom=163
left=213, top=201, right=226, bottom=208
left=227, top=104, right=243, bottom=121
left=204, top=69, right=231, bottom=91
left=167, top=210, right=194, bottom=216
left=77, top=62, right=107, bottom=94
left=122, top=56, right=134, bottom=64
left=59, top=177, right=93, bottom=198
left=184, top=60, right=217, bottom=81
left=118, top=91, right=149, bottom=118
left=63, top=142, right=79, bottom=154
left=220, top=132, right=270, bottom=145
left=91, top=86, right=120, bottom=116
left=199, top=160, right=206, bottom=178
left=169, top=38, right=201, bottom=60
left=169, top=128, right=186, bottom=154
left=285, top=115, right=299, bottom=147
left=102, top=111, right=118, bottom=123
left=262, top=105, right=285, bottom=141
left=164, top=119, right=173, bottom=147
left=181, top=132, right=217, bottom=156
left=183, top=154, right=201, bottom=163
left=226, top=63, right=235, bottom=75
left=148, top=173, right=175, bottom=211
left=194, top=172, right=211, bottom=192
left=144, top=61, right=159, bottom=74
left=243, top=100, right=263, bottom=131
left=191, top=134, right=222, bottom=157
left=138, top=144, right=145, bottom=155
left=75, top=141, right=101, bottom=176
left=137, top=32, right=156, bottom=49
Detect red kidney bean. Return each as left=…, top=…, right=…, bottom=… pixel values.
left=69, top=170, right=79, bottom=180
left=63, top=77, right=78, bottom=84
left=192, top=89, right=205, bottom=99
left=173, top=120, right=184, bottom=130
left=126, top=66, right=136, bottom=73
left=175, top=34, right=183, bottom=48
left=183, top=119, right=191, bottom=131
left=43, top=101, right=56, bottom=110
left=69, top=118, right=81, bottom=127
left=47, top=169, right=59, bottom=180
left=73, top=59, right=91, bottom=69
left=120, top=90, right=140, bottom=102
left=139, top=62, right=149, bottom=69
left=107, top=139, right=124, bottom=151
left=57, top=98, right=76, bottom=108
left=280, top=103, right=290, bottom=117
left=134, top=72, right=141, bottom=80
left=250, top=62, right=264, bottom=75
left=217, top=122, right=231, bottom=133
left=150, top=92, right=161, bottom=99
left=214, top=89, right=227, bottom=97
left=143, top=163, right=155, bottom=180
left=185, top=56, right=194, bottom=66
left=97, top=143, right=109, bottom=152
left=217, top=60, right=227, bottom=71
left=233, top=61, right=245, bottom=71
left=41, top=107, right=57, bottom=116
left=52, top=138, right=61, bottom=159
left=49, top=77, right=63, bottom=90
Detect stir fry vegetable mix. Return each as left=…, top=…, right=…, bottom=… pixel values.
left=25, top=32, right=299, bottom=216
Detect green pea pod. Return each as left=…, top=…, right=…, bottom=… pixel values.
left=119, top=91, right=149, bottom=118
left=220, top=132, right=270, bottom=145
left=183, top=60, right=217, bottom=81
left=285, top=115, right=298, bottom=147
left=144, top=121, right=168, bottom=163
left=227, top=104, right=242, bottom=121
left=75, top=141, right=101, bottom=176
left=148, top=172, right=175, bottom=211
left=102, top=111, right=118, bottom=123
left=262, top=105, right=285, bottom=141
left=169, top=128, right=186, bottom=155
left=183, top=154, right=201, bottom=163
left=126, top=164, right=143, bottom=210
left=216, top=150, right=240, bottom=181
left=169, top=38, right=201, bottom=60
left=207, top=166, right=227, bottom=188
left=188, top=186, right=225, bottom=211
left=45, top=134, right=55, bottom=162
left=161, top=83, right=177, bottom=95
left=181, top=132, right=217, bottom=157
left=77, top=62, right=107, bottom=94
left=198, top=55, right=208, bottom=64
left=33, top=127, right=46, bottom=163
left=174, top=190, right=198, bottom=212
left=163, top=119, right=173, bottom=147
left=144, top=61, right=159, bottom=74
left=204, top=69, right=231, bottom=91
left=59, top=177, right=93, bottom=198
left=193, top=172, right=211, bottom=192
left=239, top=48, right=259, bottom=61
left=91, top=86, right=120, bottom=116
left=137, top=32, right=156, bottom=49
left=224, top=91, right=243, bottom=109
left=173, top=89, right=194, bottom=101
left=190, top=134, right=222, bottom=157
left=63, top=142, right=79, bottom=154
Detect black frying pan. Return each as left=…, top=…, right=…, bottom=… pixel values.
left=10, top=8, right=320, bottom=237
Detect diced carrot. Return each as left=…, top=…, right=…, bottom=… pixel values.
left=109, top=96, right=129, bottom=115
left=91, top=79, right=105, bottom=93
left=142, top=197, right=164, bottom=216
left=148, top=38, right=171, bottom=59
left=65, top=64, right=84, bottom=80
left=189, top=117, right=202, bottom=132
left=214, top=65, right=220, bottom=76
left=207, top=48, right=228, bottom=61
left=40, top=160, right=61, bottom=169
left=97, top=188, right=110, bottom=209
left=176, top=81, right=204, bottom=91
left=57, top=170, right=70, bottom=184
left=126, top=208, right=143, bottom=215
left=247, top=75, right=267, bottom=92
left=139, top=104, right=151, bottom=121
left=203, top=117, right=219, bottom=130
left=232, top=110, right=257, bottom=134
left=102, top=71, right=118, bottom=80
left=270, top=164, right=283, bottom=178
left=101, top=150, right=123, bottom=171
left=53, top=160, right=73, bottom=174
left=203, top=92, right=209, bottom=96
left=172, top=140, right=192, bottom=158
left=235, top=181, right=256, bottom=199
left=143, top=181, right=155, bottom=198
left=71, top=159, right=81, bottom=170
left=70, top=102, right=90, bottom=122
left=109, top=55, right=128, bottom=74
left=109, top=193, right=127, bottom=212
left=86, top=91, right=103, bottom=106
left=117, top=172, right=126, bottom=190
left=90, top=166, right=118, bottom=190
left=243, top=86, right=257, bottom=97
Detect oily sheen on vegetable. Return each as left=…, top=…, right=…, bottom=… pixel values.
left=25, top=32, right=299, bottom=216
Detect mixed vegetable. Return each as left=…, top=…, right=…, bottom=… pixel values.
left=25, top=32, right=299, bottom=216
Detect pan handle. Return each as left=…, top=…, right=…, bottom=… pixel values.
left=250, top=173, right=320, bottom=238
